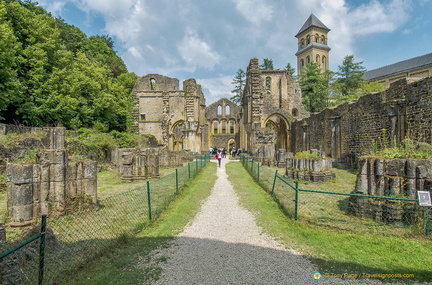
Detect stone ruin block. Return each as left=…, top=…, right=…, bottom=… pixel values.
left=6, top=151, right=98, bottom=225
left=349, top=157, right=431, bottom=224
left=117, top=147, right=160, bottom=181
left=285, top=157, right=335, bottom=182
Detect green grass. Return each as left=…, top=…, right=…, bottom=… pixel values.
left=227, top=161, right=432, bottom=283
left=62, top=162, right=217, bottom=284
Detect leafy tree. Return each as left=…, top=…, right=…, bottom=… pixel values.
left=299, top=61, right=329, bottom=112
left=230, top=69, right=245, bottom=104
left=259, top=58, right=274, bottom=70
left=0, top=2, right=23, bottom=119
left=284, top=62, right=296, bottom=76
left=335, top=55, right=366, bottom=96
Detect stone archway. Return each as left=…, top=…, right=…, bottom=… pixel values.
left=171, top=120, right=185, bottom=151
left=263, top=114, right=290, bottom=152
left=227, top=138, right=236, bottom=153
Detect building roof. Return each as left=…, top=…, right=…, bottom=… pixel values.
left=364, top=52, right=432, bottom=81
left=295, top=14, right=330, bottom=37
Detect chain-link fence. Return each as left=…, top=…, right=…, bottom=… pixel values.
left=241, top=155, right=431, bottom=238
left=0, top=155, right=209, bottom=284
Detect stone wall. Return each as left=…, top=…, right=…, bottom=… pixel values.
left=290, top=78, right=432, bottom=168
left=6, top=150, right=97, bottom=225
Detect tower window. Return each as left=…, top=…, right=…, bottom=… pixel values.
left=306, top=35, right=310, bottom=45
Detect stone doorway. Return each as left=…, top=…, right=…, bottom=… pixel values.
left=264, top=114, right=289, bottom=152
left=171, top=120, right=184, bottom=151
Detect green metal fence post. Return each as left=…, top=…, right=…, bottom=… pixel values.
left=188, top=163, right=191, bottom=180
left=176, top=169, right=179, bottom=193
left=251, top=160, right=254, bottom=176
left=426, top=207, right=431, bottom=236
left=38, top=214, right=47, bottom=285
left=271, top=170, right=278, bottom=195
left=257, top=163, right=260, bottom=182
left=294, top=181, right=299, bottom=221
left=196, top=159, right=198, bottom=176
left=147, top=181, right=152, bottom=220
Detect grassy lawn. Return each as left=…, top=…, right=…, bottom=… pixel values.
left=227, top=161, right=432, bottom=283
left=62, top=162, right=218, bottom=284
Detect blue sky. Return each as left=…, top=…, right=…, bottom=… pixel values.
left=38, top=0, right=432, bottom=104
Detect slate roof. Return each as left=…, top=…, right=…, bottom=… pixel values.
left=364, top=53, right=432, bottom=81
left=295, top=14, right=330, bottom=37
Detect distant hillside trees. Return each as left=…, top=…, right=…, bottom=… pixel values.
left=0, top=0, right=138, bottom=132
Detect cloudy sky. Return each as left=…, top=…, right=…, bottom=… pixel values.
left=38, top=0, right=432, bottom=104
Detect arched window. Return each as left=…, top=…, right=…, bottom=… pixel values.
left=315, top=33, right=319, bottom=43
left=306, top=35, right=310, bottom=45
left=322, top=56, right=327, bottom=70
left=213, top=120, right=218, bottom=134
left=217, top=105, right=222, bottom=115
left=321, top=35, right=326, bottom=44
left=229, top=119, right=235, bottom=134
left=316, top=55, right=320, bottom=64
left=306, top=56, right=310, bottom=64
left=301, top=59, right=304, bottom=67
left=221, top=120, right=227, bottom=134
left=150, top=78, right=156, bottom=90
left=225, top=105, right=230, bottom=115
left=265, top=77, right=271, bottom=94
left=300, top=39, right=305, bottom=47
left=292, top=108, right=298, bottom=117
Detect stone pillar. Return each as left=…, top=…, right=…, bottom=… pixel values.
left=6, top=164, right=34, bottom=224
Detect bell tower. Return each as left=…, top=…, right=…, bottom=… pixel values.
left=295, top=14, right=330, bottom=74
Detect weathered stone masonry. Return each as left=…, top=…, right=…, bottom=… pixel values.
left=291, top=78, right=432, bottom=167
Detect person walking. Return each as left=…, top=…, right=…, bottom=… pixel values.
left=215, top=151, right=222, bottom=167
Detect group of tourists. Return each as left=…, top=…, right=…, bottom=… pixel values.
left=210, top=146, right=243, bottom=167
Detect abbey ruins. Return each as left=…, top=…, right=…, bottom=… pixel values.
left=132, top=12, right=432, bottom=168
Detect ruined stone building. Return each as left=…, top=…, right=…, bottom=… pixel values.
left=132, top=13, right=432, bottom=167
left=132, top=74, right=207, bottom=153
left=132, top=61, right=308, bottom=157
left=240, top=59, right=309, bottom=159
left=206, top=98, right=242, bottom=150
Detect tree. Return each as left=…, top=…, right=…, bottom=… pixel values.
left=299, top=62, right=329, bottom=113
left=259, top=58, right=274, bottom=70
left=230, top=69, right=245, bottom=104
left=335, top=55, right=366, bottom=97
left=284, top=62, right=296, bottom=76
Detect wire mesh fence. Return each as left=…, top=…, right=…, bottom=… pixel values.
left=241, top=155, right=431, bottom=238
left=0, top=154, right=209, bottom=284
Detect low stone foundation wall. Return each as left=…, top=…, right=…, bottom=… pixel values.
left=349, top=157, right=432, bottom=224
left=285, top=157, right=335, bottom=182
left=6, top=150, right=97, bottom=225
left=117, top=148, right=159, bottom=181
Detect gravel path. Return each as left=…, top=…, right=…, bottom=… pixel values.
left=148, top=158, right=394, bottom=285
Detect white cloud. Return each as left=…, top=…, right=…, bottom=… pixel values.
left=177, top=27, right=221, bottom=71
left=37, top=0, right=67, bottom=16
left=198, top=75, right=234, bottom=105
left=233, top=0, right=273, bottom=25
